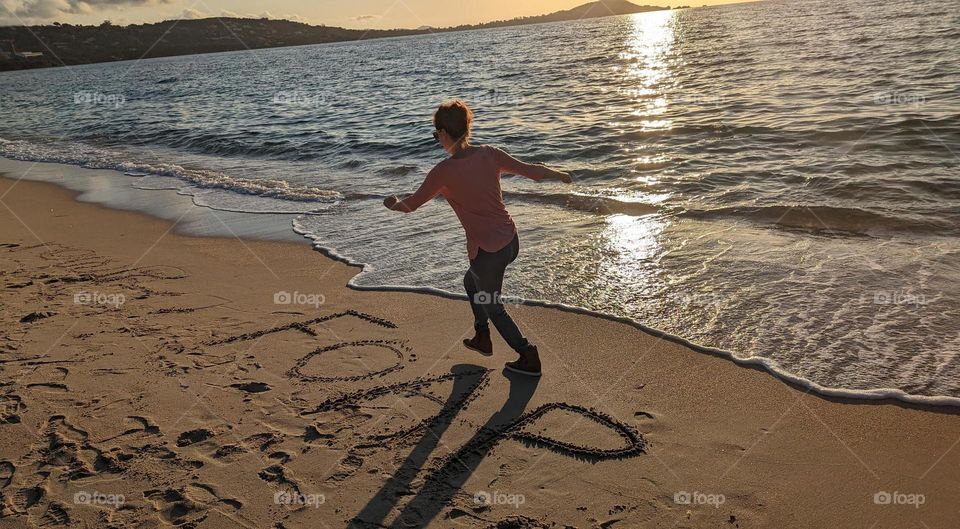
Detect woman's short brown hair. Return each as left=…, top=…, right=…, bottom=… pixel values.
left=433, top=99, right=473, bottom=143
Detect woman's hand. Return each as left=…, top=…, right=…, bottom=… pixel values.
left=383, top=195, right=399, bottom=210
left=552, top=170, right=573, bottom=184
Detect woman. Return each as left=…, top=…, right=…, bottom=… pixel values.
left=383, top=100, right=572, bottom=377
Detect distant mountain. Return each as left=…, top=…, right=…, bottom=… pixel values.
left=0, top=1, right=668, bottom=71
left=447, top=0, right=665, bottom=30
left=517, top=0, right=665, bottom=23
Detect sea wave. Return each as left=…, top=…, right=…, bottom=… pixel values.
left=681, top=204, right=955, bottom=235
left=0, top=137, right=341, bottom=208
left=505, top=191, right=662, bottom=216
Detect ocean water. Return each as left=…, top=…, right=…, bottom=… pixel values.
left=1, top=0, right=958, bottom=403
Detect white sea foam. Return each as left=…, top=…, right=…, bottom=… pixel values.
left=0, top=137, right=341, bottom=209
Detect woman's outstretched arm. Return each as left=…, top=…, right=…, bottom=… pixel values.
left=493, top=147, right=573, bottom=183
left=383, top=167, right=444, bottom=212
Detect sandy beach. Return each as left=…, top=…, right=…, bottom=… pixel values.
left=1, top=173, right=958, bottom=529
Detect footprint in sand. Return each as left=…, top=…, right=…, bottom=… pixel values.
left=325, top=453, right=364, bottom=483
left=8, top=484, right=45, bottom=514
left=144, top=482, right=240, bottom=523
left=26, top=382, right=69, bottom=392
left=39, top=415, right=124, bottom=481
left=303, top=425, right=334, bottom=443
left=134, top=444, right=204, bottom=470
left=267, top=451, right=291, bottom=464
left=99, top=415, right=162, bottom=443
left=185, top=482, right=243, bottom=510
left=144, top=488, right=207, bottom=526
left=35, top=501, right=70, bottom=528
left=229, top=382, right=271, bottom=394
left=147, top=484, right=247, bottom=525
left=176, top=428, right=215, bottom=447
left=258, top=464, right=308, bottom=511
left=19, top=312, right=56, bottom=324
left=0, top=461, right=14, bottom=489
left=0, top=393, right=25, bottom=423
left=211, top=432, right=285, bottom=462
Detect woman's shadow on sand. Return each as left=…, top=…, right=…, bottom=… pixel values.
left=350, top=364, right=539, bottom=528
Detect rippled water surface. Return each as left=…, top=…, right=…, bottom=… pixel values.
left=1, top=0, right=958, bottom=400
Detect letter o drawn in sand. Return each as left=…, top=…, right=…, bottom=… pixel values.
left=287, top=340, right=407, bottom=383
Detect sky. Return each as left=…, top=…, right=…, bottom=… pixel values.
left=0, top=0, right=752, bottom=28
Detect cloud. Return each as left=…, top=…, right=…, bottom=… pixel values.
left=176, top=7, right=207, bottom=20
left=259, top=11, right=308, bottom=22
left=354, top=14, right=381, bottom=21
left=3, top=0, right=71, bottom=19
left=216, top=9, right=306, bottom=23
left=3, top=0, right=173, bottom=21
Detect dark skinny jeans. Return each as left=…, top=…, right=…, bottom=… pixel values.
left=463, top=234, right=531, bottom=353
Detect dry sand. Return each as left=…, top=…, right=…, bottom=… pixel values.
left=0, top=175, right=958, bottom=529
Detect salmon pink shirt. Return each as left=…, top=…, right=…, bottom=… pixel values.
left=400, top=146, right=543, bottom=260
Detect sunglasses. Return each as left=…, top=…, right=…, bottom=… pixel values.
left=432, top=129, right=443, bottom=142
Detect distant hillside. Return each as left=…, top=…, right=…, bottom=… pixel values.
left=449, top=0, right=665, bottom=30
left=0, top=0, right=667, bottom=72
left=525, top=0, right=664, bottom=23
left=0, top=19, right=421, bottom=71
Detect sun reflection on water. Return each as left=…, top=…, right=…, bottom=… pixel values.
left=599, top=213, right=668, bottom=288
left=591, top=10, right=678, bottom=291
left=619, top=10, right=677, bottom=132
